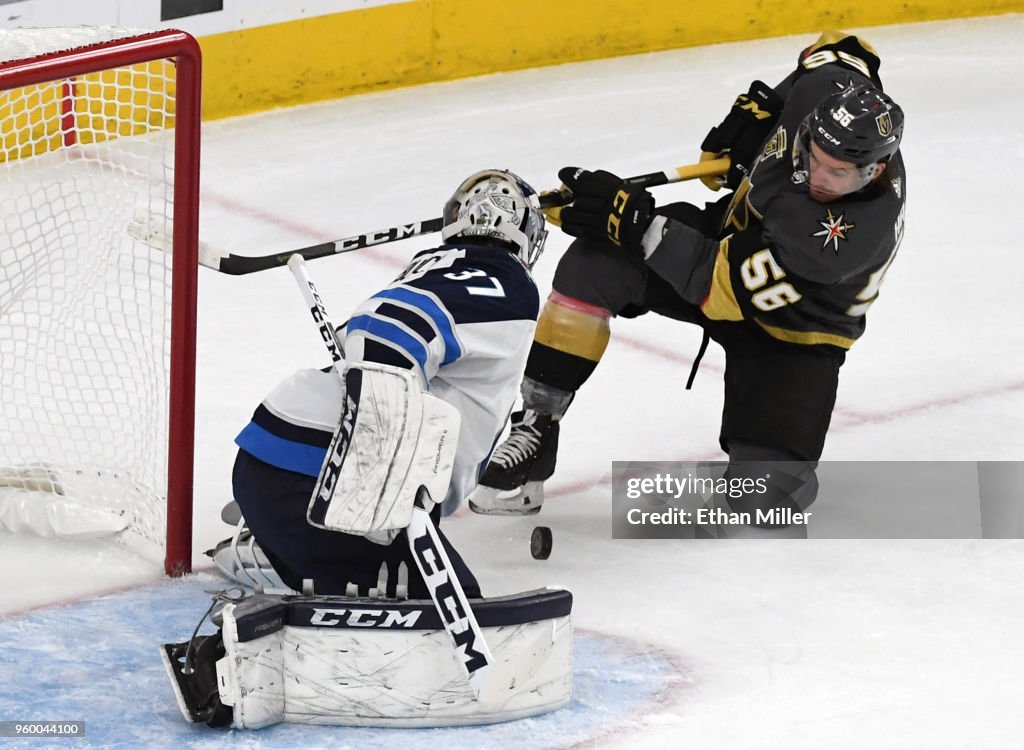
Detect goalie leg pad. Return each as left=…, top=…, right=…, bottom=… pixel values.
left=214, top=595, right=288, bottom=729
left=211, top=588, right=573, bottom=728
left=307, top=362, right=460, bottom=541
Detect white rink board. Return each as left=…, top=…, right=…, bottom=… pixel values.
left=0, top=0, right=409, bottom=34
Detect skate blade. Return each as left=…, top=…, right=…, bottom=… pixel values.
left=160, top=642, right=204, bottom=724
left=468, top=482, right=544, bottom=516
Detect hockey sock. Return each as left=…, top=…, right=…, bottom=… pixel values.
left=524, top=291, right=611, bottom=399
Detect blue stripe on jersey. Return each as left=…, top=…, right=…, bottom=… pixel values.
left=235, top=421, right=327, bottom=477
left=251, top=404, right=334, bottom=448
left=370, top=287, right=462, bottom=365
left=347, top=313, right=429, bottom=374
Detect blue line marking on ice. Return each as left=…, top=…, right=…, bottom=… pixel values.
left=0, top=575, right=682, bottom=749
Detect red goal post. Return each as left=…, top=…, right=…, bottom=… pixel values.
left=0, top=29, right=201, bottom=575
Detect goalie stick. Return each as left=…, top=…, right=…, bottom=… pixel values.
left=286, top=254, right=494, bottom=698
left=129, top=157, right=729, bottom=275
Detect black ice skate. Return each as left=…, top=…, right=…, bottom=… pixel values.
left=469, top=410, right=559, bottom=515
left=160, top=633, right=233, bottom=727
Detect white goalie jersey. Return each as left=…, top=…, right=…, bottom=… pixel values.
left=234, top=243, right=540, bottom=512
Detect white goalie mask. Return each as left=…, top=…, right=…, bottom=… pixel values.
left=441, top=169, right=548, bottom=269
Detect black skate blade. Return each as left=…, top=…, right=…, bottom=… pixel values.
left=160, top=640, right=232, bottom=727
left=160, top=642, right=206, bottom=723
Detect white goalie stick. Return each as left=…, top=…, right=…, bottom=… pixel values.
left=286, top=254, right=494, bottom=697
left=128, top=158, right=730, bottom=276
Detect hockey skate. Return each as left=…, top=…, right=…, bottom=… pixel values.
left=470, top=410, right=559, bottom=516
left=161, top=632, right=233, bottom=727
left=206, top=526, right=292, bottom=592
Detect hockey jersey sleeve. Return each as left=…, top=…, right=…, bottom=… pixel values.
left=645, top=31, right=904, bottom=348
left=342, top=246, right=539, bottom=387
left=343, top=284, right=463, bottom=386
left=344, top=245, right=540, bottom=510
left=773, top=30, right=884, bottom=99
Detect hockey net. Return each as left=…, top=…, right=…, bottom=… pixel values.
left=0, top=28, right=201, bottom=575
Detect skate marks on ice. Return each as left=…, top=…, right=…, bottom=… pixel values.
left=0, top=574, right=689, bottom=749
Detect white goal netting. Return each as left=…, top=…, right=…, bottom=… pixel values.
left=0, top=27, right=195, bottom=565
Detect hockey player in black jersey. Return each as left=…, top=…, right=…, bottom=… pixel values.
left=470, top=31, right=906, bottom=531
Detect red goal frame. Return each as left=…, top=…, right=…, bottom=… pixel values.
left=0, top=30, right=202, bottom=576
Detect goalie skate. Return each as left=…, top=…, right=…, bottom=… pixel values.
left=206, top=528, right=292, bottom=593
left=160, top=634, right=233, bottom=727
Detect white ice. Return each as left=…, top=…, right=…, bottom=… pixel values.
left=2, top=14, right=1023, bottom=749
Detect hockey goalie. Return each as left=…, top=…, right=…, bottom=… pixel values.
left=161, top=170, right=573, bottom=728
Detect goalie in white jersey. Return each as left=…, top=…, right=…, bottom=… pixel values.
left=165, top=171, right=573, bottom=731
left=217, top=169, right=546, bottom=598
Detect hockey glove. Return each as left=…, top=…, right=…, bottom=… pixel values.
left=700, top=80, right=783, bottom=191
left=557, top=167, right=654, bottom=251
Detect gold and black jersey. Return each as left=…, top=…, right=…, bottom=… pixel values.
left=647, top=32, right=906, bottom=350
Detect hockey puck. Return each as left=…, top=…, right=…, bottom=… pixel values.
left=530, top=526, right=553, bottom=560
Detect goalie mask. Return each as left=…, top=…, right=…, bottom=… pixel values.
left=441, top=169, right=548, bottom=269
left=792, top=82, right=904, bottom=198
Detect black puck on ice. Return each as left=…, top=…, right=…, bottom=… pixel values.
left=530, top=526, right=553, bottom=560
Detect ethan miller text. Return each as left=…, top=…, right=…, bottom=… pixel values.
left=698, top=506, right=812, bottom=526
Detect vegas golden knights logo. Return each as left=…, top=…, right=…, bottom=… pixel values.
left=875, top=112, right=893, bottom=137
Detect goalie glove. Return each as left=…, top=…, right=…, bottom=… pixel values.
left=306, top=362, right=460, bottom=545
left=700, top=80, right=783, bottom=190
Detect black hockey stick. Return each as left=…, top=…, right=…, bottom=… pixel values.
left=287, top=254, right=494, bottom=698
left=129, top=157, right=729, bottom=276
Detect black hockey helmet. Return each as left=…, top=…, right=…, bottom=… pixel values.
left=803, top=82, right=904, bottom=166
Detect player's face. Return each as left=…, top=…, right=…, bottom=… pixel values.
left=807, top=141, right=885, bottom=203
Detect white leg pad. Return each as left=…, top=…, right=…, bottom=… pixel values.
left=217, top=589, right=572, bottom=728
left=217, top=599, right=286, bottom=729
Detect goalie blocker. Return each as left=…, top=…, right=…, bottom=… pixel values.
left=162, top=587, right=573, bottom=728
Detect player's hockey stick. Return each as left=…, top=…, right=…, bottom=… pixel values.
left=128, top=157, right=729, bottom=276
left=286, top=254, right=494, bottom=698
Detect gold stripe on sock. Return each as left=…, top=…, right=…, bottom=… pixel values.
left=534, top=297, right=611, bottom=362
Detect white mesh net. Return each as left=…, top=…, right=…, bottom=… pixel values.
left=0, top=28, right=182, bottom=561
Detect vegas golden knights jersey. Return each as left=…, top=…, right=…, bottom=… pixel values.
left=648, top=32, right=906, bottom=349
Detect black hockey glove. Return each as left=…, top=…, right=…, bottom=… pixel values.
left=557, top=167, right=654, bottom=251
left=700, top=79, right=783, bottom=190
